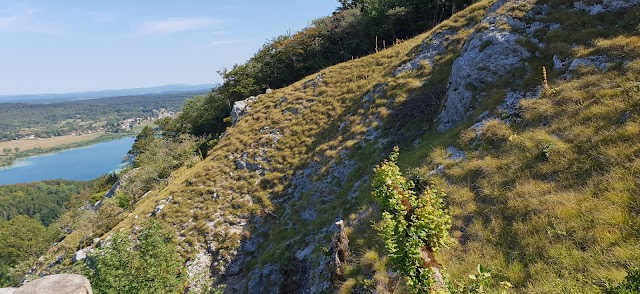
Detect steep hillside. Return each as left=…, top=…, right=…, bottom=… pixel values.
left=36, top=0, right=639, bottom=292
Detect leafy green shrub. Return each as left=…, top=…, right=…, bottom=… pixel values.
left=449, top=264, right=513, bottom=294
left=115, top=192, right=129, bottom=209
left=172, top=94, right=231, bottom=137
left=372, top=147, right=452, bottom=293
left=605, top=267, right=640, bottom=294
left=121, top=135, right=203, bottom=205
left=86, top=220, right=185, bottom=294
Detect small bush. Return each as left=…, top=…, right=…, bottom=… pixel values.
left=86, top=220, right=185, bottom=294
left=605, top=267, right=640, bottom=294
left=372, top=147, right=452, bottom=293
left=479, top=119, right=513, bottom=147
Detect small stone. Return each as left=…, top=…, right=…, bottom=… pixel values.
left=568, top=56, right=609, bottom=71
left=446, top=146, right=466, bottom=161
left=553, top=55, right=569, bottom=69
left=73, top=249, right=87, bottom=263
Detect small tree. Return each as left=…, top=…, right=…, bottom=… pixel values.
left=372, top=147, right=452, bottom=293
left=130, top=126, right=155, bottom=155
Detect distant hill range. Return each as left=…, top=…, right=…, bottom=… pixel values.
left=0, top=84, right=217, bottom=104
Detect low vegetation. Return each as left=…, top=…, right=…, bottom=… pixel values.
left=0, top=180, right=99, bottom=286
left=372, top=147, right=452, bottom=292
left=86, top=220, right=185, bottom=294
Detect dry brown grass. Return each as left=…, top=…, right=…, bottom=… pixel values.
left=0, top=133, right=103, bottom=152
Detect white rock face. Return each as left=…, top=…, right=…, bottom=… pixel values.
left=150, top=196, right=172, bottom=216
left=73, top=249, right=87, bottom=262
left=437, top=0, right=539, bottom=132
left=14, top=274, right=93, bottom=294
left=185, top=251, right=213, bottom=293
left=231, top=96, right=258, bottom=125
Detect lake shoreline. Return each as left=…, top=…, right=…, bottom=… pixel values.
left=0, top=137, right=136, bottom=185
left=0, top=132, right=135, bottom=169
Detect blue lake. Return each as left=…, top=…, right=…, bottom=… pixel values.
left=0, top=137, right=135, bottom=185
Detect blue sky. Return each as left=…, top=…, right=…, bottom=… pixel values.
left=0, top=1, right=338, bottom=95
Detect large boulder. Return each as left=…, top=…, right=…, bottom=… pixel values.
left=0, top=288, right=17, bottom=294
left=231, top=96, right=258, bottom=125
left=437, top=0, right=533, bottom=132
left=14, top=274, right=92, bottom=294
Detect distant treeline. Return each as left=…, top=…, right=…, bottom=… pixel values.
left=217, top=0, right=475, bottom=101
left=0, top=90, right=208, bottom=140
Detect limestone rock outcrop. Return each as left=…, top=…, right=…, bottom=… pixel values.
left=231, top=96, right=258, bottom=125
left=437, top=0, right=533, bottom=131
left=13, top=274, right=92, bottom=294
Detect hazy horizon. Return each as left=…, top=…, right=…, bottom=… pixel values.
left=0, top=83, right=215, bottom=98
left=0, top=1, right=337, bottom=95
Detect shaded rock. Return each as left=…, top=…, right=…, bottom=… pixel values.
left=0, top=289, right=17, bottom=294
left=568, top=56, right=610, bottom=71
left=282, top=107, right=299, bottom=115
left=553, top=55, right=569, bottom=69
left=225, top=254, right=245, bottom=276
left=289, top=152, right=356, bottom=204
left=446, top=146, right=466, bottom=161
left=394, top=30, right=455, bottom=75
left=295, top=244, right=315, bottom=260
left=14, top=274, right=92, bottom=294
left=241, top=236, right=261, bottom=254
left=361, top=84, right=386, bottom=110
left=300, top=207, right=317, bottom=221
left=103, top=180, right=121, bottom=199
left=574, top=0, right=639, bottom=14
left=247, top=264, right=282, bottom=294
left=303, top=73, right=325, bottom=89
left=428, top=165, right=445, bottom=176
left=330, top=220, right=349, bottom=281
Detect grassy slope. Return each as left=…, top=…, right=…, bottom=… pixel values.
left=92, top=1, right=490, bottom=290
left=399, top=1, right=640, bottom=293
left=40, top=0, right=639, bottom=292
